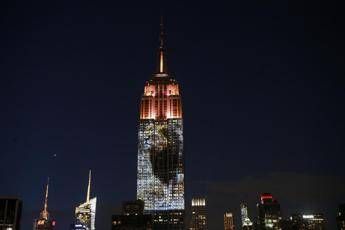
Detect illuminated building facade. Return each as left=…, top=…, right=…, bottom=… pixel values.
left=224, top=212, right=235, bottom=230
left=285, top=213, right=325, bottom=230
left=190, top=198, right=207, bottom=230
left=136, top=20, right=184, bottom=229
left=0, top=198, right=22, bottom=230
left=337, top=204, right=345, bottom=230
left=73, top=170, right=96, bottom=230
left=33, top=179, right=56, bottom=230
left=301, top=214, right=325, bottom=230
left=257, top=193, right=282, bottom=230
left=240, top=203, right=253, bottom=230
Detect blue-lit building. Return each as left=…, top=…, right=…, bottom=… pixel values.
left=70, top=222, right=87, bottom=230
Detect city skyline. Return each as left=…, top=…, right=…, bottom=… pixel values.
left=1, top=0, right=344, bottom=229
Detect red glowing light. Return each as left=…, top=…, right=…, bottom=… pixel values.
left=260, top=193, right=273, bottom=203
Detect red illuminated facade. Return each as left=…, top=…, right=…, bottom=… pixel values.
left=140, top=78, right=182, bottom=120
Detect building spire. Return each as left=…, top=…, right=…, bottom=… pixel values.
left=157, top=16, right=168, bottom=74
left=40, top=177, right=49, bottom=220
left=86, top=169, right=91, bottom=203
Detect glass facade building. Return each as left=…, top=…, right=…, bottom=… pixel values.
left=137, top=20, right=185, bottom=229
left=74, top=170, right=96, bottom=230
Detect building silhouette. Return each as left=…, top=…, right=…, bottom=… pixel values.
left=33, top=178, right=56, bottom=230
left=111, top=200, right=152, bottom=230
left=189, top=198, right=207, bottom=230
left=337, top=204, right=345, bottom=230
left=0, top=197, right=22, bottom=230
left=224, top=212, right=235, bottom=230
left=257, top=193, right=282, bottom=230
left=136, top=19, right=185, bottom=229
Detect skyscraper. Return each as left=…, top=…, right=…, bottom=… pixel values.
left=0, top=198, right=22, bottom=230
left=190, top=198, right=207, bottom=230
left=136, top=19, right=185, bottom=229
left=240, top=203, right=253, bottom=230
left=337, top=204, right=345, bottom=230
left=224, top=212, right=235, bottom=230
left=257, top=193, right=282, bottom=230
left=72, top=170, right=97, bottom=230
left=111, top=200, right=153, bottom=230
left=33, top=179, right=56, bottom=230
left=284, top=214, right=325, bottom=230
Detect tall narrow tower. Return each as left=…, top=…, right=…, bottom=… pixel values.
left=33, top=178, right=56, bottom=230
left=137, top=19, right=185, bottom=229
left=74, top=170, right=97, bottom=230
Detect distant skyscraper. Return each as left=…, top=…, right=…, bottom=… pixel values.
left=240, top=203, right=253, bottom=230
left=224, top=212, right=235, bottom=230
left=33, top=179, right=56, bottom=230
left=190, top=198, right=207, bottom=230
left=285, top=213, right=325, bottom=230
left=136, top=19, right=184, bottom=229
left=111, top=200, right=153, bottom=230
left=72, top=170, right=96, bottom=230
left=300, top=214, right=325, bottom=230
left=0, top=198, right=22, bottom=230
left=257, top=193, right=282, bottom=230
left=337, top=204, right=345, bottom=230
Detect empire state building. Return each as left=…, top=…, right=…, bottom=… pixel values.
left=137, top=20, right=185, bottom=229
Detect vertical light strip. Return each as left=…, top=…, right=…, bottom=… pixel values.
left=160, top=51, right=164, bottom=73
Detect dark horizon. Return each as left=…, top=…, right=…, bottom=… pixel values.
left=1, top=0, right=344, bottom=229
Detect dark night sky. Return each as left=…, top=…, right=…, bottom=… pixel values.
left=1, top=0, right=344, bottom=229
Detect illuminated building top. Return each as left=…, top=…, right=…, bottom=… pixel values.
left=34, top=178, right=56, bottom=230
left=75, top=170, right=97, bottom=230
left=40, top=178, right=50, bottom=221
left=190, top=198, right=207, bottom=230
left=86, top=170, right=91, bottom=203
left=258, top=193, right=281, bottom=229
left=260, top=193, right=274, bottom=204
left=140, top=19, right=182, bottom=121
left=191, top=198, right=206, bottom=207
left=157, top=17, right=168, bottom=75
